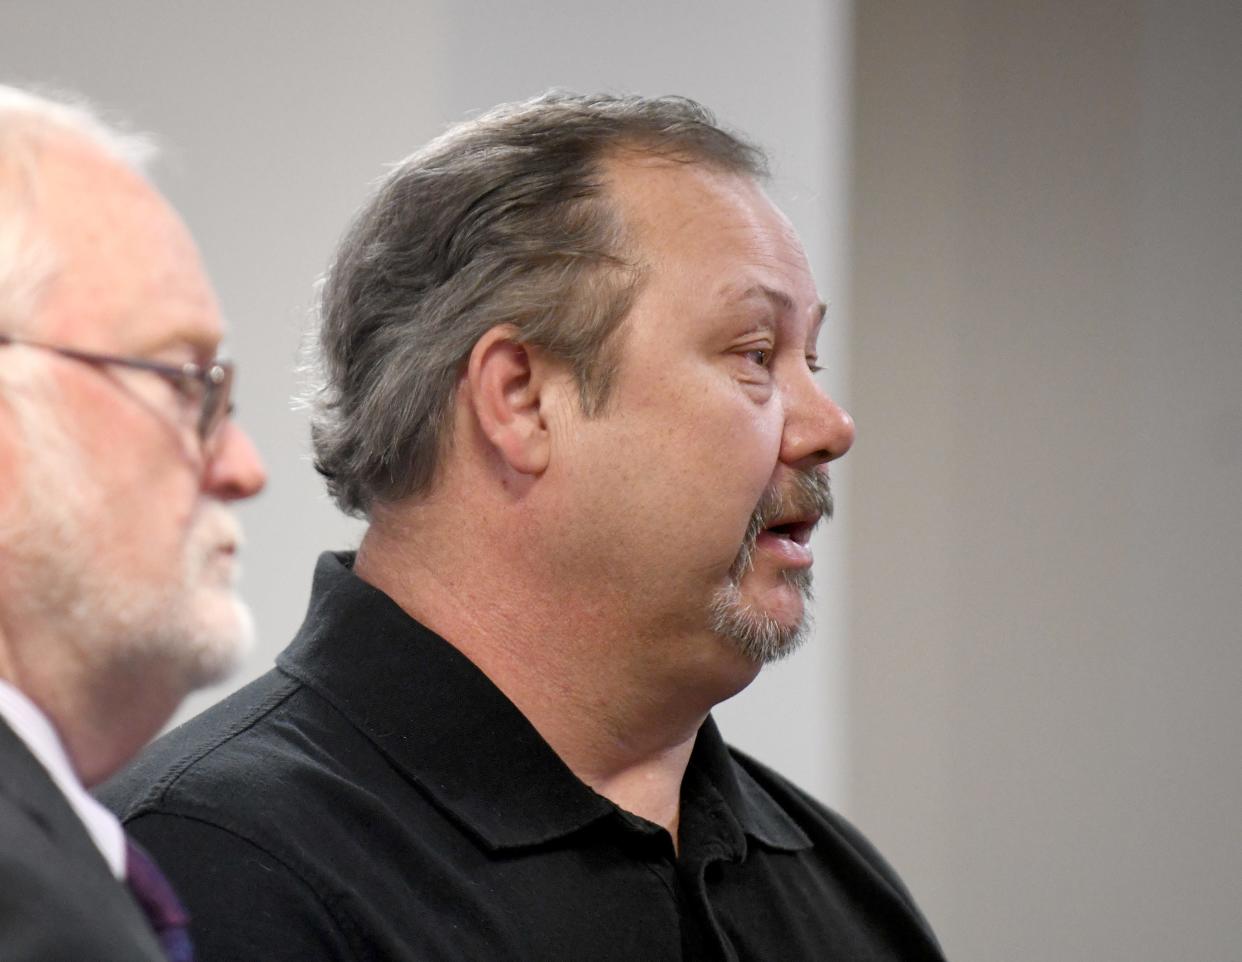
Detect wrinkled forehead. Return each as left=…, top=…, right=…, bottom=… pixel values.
left=25, top=135, right=225, bottom=358
left=609, top=154, right=804, bottom=258
left=604, top=154, right=823, bottom=326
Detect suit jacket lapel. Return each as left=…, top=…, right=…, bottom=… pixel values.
left=0, top=716, right=111, bottom=872
left=0, top=716, right=169, bottom=960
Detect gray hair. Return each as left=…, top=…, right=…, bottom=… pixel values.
left=0, top=86, right=157, bottom=518
left=309, top=90, right=768, bottom=518
left=0, top=85, right=154, bottom=330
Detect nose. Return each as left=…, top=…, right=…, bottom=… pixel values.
left=779, top=378, right=855, bottom=470
left=201, top=421, right=267, bottom=501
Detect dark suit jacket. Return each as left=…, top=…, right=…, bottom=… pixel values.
left=0, top=716, right=166, bottom=962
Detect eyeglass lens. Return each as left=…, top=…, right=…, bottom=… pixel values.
left=199, top=364, right=234, bottom=442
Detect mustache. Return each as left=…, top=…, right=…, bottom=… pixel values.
left=730, top=470, right=834, bottom=583
left=185, top=501, right=245, bottom=582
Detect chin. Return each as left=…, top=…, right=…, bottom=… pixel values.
left=176, top=588, right=255, bottom=689
left=748, top=577, right=809, bottom=626
left=707, top=571, right=814, bottom=666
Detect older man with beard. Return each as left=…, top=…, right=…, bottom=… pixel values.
left=0, top=86, right=265, bottom=961
left=104, top=92, right=944, bottom=960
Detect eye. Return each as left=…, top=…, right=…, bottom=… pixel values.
left=807, top=358, right=824, bottom=374
left=744, top=348, right=771, bottom=367
left=161, top=371, right=207, bottom=425
left=171, top=372, right=205, bottom=405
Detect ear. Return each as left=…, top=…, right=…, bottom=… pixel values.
left=465, top=324, right=555, bottom=477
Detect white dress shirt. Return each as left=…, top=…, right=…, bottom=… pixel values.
left=0, top=679, right=126, bottom=879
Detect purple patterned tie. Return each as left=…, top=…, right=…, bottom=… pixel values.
left=125, top=836, right=194, bottom=962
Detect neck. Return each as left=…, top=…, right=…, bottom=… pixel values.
left=355, top=514, right=736, bottom=843
left=0, top=618, right=177, bottom=786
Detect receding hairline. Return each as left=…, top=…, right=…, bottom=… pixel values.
left=596, top=153, right=821, bottom=318
left=306, top=91, right=775, bottom=514
left=592, top=142, right=770, bottom=255
left=0, top=86, right=158, bottom=332
left=0, top=85, right=156, bottom=172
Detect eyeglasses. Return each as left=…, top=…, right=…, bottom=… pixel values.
left=0, top=332, right=235, bottom=444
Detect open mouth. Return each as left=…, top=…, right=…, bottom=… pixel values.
left=762, top=517, right=817, bottom=546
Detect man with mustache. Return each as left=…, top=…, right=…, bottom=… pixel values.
left=105, top=92, right=943, bottom=960
left=0, top=86, right=266, bottom=960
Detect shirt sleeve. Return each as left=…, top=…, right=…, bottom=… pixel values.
left=124, top=811, right=359, bottom=962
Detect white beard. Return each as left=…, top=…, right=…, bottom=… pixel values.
left=0, top=388, right=253, bottom=694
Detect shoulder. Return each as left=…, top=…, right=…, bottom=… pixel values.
left=100, top=668, right=303, bottom=820
left=99, top=668, right=328, bottom=900
left=97, top=668, right=370, bottom=960
left=123, top=810, right=359, bottom=961
left=98, top=666, right=343, bottom=879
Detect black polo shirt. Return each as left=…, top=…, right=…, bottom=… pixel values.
left=101, top=552, right=943, bottom=961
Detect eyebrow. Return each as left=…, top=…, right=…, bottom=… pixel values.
left=142, top=328, right=227, bottom=362
left=730, top=284, right=828, bottom=326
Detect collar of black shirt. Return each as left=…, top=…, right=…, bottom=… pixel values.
left=278, top=552, right=812, bottom=857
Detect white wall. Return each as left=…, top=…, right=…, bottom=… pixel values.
left=1, top=2, right=852, bottom=804
left=850, top=1, right=1242, bottom=958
